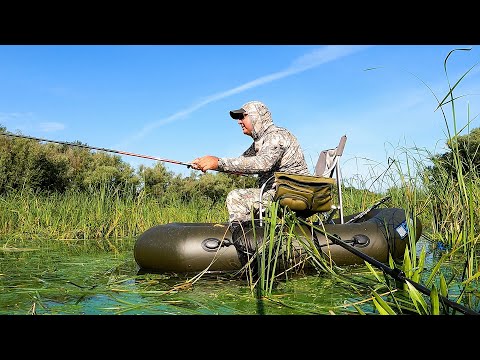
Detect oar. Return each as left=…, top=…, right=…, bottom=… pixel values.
left=1, top=132, right=193, bottom=167
left=344, top=195, right=391, bottom=224
left=304, top=220, right=479, bottom=315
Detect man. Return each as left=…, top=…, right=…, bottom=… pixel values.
left=191, top=100, right=310, bottom=225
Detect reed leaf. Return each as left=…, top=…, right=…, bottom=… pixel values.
left=405, top=281, right=429, bottom=315
left=439, top=273, right=448, bottom=298
left=365, top=261, right=382, bottom=283
left=372, top=290, right=396, bottom=315
left=430, top=285, right=440, bottom=315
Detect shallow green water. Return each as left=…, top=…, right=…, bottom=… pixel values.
left=0, top=238, right=385, bottom=315
left=2, top=236, right=477, bottom=315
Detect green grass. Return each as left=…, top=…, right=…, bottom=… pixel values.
left=1, top=48, right=480, bottom=314
left=0, top=185, right=228, bottom=244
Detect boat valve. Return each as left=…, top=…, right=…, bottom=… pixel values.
left=351, top=234, right=370, bottom=247
left=201, top=237, right=233, bottom=252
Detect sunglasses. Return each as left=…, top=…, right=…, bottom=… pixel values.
left=239, top=113, right=248, bottom=120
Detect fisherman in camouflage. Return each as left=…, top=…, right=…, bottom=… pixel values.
left=191, top=100, right=309, bottom=224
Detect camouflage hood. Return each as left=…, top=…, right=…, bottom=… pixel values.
left=241, top=101, right=274, bottom=139
left=218, top=100, right=310, bottom=187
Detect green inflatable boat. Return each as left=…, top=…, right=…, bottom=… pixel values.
left=134, top=207, right=422, bottom=273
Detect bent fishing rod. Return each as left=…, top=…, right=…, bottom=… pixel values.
left=2, top=132, right=194, bottom=168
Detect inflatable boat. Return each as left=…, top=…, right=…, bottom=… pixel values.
left=134, top=207, right=422, bottom=273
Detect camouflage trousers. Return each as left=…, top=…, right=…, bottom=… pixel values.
left=226, top=188, right=276, bottom=223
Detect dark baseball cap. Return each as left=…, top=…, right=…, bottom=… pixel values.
left=229, top=108, right=246, bottom=119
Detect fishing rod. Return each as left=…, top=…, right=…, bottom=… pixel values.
left=1, top=132, right=193, bottom=168
left=304, top=220, right=479, bottom=315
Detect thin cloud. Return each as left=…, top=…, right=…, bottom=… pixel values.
left=0, top=112, right=35, bottom=133
left=38, top=122, right=66, bottom=132
left=0, top=116, right=65, bottom=135
left=288, top=45, right=372, bottom=72
left=118, top=45, right=373, bottom=148
left=0, top=112, right=34, bottom=122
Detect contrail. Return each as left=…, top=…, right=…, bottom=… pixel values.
left=117, top=45, right=373, bottom=148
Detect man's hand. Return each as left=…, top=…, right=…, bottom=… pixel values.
left=191, top=155, right=219, bottom=173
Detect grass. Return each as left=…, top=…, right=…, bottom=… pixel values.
left=0, top=185, right=228, bottom=244
left=1, top=48, right=480, bottom=314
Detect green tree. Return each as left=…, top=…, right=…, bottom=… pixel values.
left=81, top=151, right=140, bottom=193
left=0, top=127, right=140, bottom=195
left=137, top=162, right=175, bottom=198
left=428, top=127, right=480, bottom=179
left=0, top=131, right=68, bottom=193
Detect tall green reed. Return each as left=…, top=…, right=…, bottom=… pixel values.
left=356, top=48, right=480, bottom=314
left=241, top=48, right=480, bottom=314
left=0, top=183, right=228, bottom=246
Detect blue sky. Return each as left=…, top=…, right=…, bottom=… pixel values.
left=1, top=45, right=479, bottom=188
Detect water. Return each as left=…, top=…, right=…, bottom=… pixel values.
left=0, top=237, right=383, bottom=315
left=1, top=236, right=476, bottom=315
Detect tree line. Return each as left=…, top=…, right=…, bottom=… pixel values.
left=2, top=123, right=480, bottom=203
left=0, top=126, right=257, bottom=203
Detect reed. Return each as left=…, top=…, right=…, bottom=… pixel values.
left=347, top=48, right=480, bottom=314
left=0, top=184, right=228, bottom=246
left=1, top=49, right=479, bottom=315
left=243, top=48, right=480, bottom=314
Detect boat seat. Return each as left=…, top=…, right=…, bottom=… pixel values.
left=259, top=135, right=347, bottom=225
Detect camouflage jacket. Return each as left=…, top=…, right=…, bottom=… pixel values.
left=217, top=101, right=310, bottom=191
